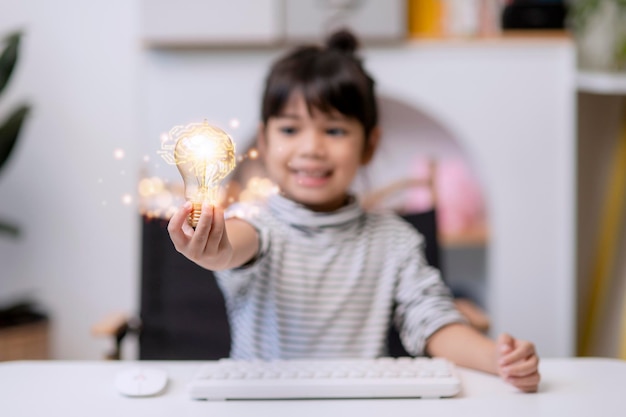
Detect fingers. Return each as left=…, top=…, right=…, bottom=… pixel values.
left=499, top=337, right=536, bottom=367
left=207, top=205, right=227, bottom=251
left=504, top=371, right=541, bottom=393
left=191, top=204, right=227, bottom=255
left=168, top=201, right=193, bottom=248
left=191, top=203, right=215, bottom=252
left=168, top=202, right=225, bottom=261
left=501, top=354, right=539, bottom=378
left=496, top=333, right=541, bottom=393
left=497, top=333, right=514, bottom=356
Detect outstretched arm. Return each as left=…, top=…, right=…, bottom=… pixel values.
left=167, top=201, right=259, bottom=271
left=426, top=323, right=540, bottom=393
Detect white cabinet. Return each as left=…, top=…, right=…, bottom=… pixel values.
left=283, top=0, right=405, bottom=42
left=140, top=0, right=284, bottom=47
left=365, top=37, right=577, bottom=356
left=140, top=0, right=406, bottom=47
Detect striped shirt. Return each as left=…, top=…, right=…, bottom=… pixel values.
left=215, top=194, right=465, bottom=360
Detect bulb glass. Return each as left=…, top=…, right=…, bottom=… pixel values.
left=160, top=120, right=236, bottom=226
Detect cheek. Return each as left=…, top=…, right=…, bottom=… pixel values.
left=338, top=146, right=364, bottom=171
left=264, top=137, right=288, bottom=157
left=263, top=145, right=289, bottom=176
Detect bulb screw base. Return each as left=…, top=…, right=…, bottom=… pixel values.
left=189, top=202, right=203, bottom=228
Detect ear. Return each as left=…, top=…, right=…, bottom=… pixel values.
left=361, top=126, right=380, bottom=165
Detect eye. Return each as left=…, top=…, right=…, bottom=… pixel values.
left=279, top=126, right=298, bottom=135
left=326, top=127, right=347, bottom=136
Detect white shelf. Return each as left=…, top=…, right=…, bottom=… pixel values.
left=577, top=72, right=626, bottom=95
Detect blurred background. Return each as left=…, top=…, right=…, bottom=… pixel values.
left=0, top=0, right=625, bottom=361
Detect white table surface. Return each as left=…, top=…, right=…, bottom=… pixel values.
left=1, top=358, right=624, bottom=416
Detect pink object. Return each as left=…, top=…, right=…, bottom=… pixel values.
left=435, top=157, right=486, bottom=236
left=404, top=157, right=435, bottom=213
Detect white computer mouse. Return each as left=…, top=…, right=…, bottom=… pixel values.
left=114, top=367, right=168, bottom=397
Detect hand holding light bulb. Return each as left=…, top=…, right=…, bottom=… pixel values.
left=161, top=120, right=236, bottom=227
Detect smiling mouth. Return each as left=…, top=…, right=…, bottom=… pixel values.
left=291, top=168, right=332, bottom=186
left=292, top=168, right=331, bottom=178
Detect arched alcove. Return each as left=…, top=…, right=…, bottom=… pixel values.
left=351, top=95, right=489, bottom=308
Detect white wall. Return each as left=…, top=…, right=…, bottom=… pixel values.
left=0, top=0, right=140, bottom=359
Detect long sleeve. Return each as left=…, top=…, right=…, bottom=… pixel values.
left=393, top=231, right=467, bottom=356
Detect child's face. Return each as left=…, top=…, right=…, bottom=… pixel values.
left=260, top=93, right=373, bottom=212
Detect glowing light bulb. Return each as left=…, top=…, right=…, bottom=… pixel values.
left=160, top=121, right=236, bottom=227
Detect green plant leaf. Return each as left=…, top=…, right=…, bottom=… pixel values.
left=0, top=219, right=19, bottom=237
left=0, top=31, right=21, bottom=96
left=568, top=0, right=601, bottom=32
left=1, top=31, right=27, bottom=239
left=0, top=105, right=30, bottom=175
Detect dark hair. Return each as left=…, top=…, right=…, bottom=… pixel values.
left=261, top=29, right=378, bottom=141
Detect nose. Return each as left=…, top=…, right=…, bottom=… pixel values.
left=299, top=129, right=326, bottom=158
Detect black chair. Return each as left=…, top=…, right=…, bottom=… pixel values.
left=387, top=209, right=443, bottom=357
left=137, top=217, right=231, bottom=360
left=92, top=216, right=231, bottom=360
left=123, top=207, right=444, bottom=360
left=361, top=173, right=491, bottom=343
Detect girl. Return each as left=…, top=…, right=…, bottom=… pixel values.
left=168, top=30, right=540, bottom=393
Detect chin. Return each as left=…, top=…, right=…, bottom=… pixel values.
left=298, top=197, right=346, bottom=212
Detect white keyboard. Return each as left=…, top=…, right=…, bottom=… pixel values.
left=188, top=357, right=461, bottom=400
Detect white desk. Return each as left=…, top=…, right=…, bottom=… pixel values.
left=0, top=358, right=624, bottom=416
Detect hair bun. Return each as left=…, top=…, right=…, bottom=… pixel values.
left=325, top=29, right=359, bottom=54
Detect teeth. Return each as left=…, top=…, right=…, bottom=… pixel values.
left=297, top=170, right=327, bottom=178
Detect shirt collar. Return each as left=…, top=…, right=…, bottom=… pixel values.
left=267, top=193, right=364, bottom=230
